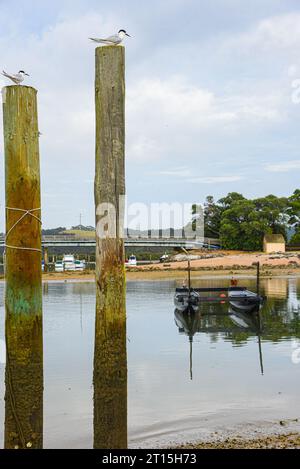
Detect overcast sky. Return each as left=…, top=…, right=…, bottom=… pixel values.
left=1, top=0, right=300, bottom=229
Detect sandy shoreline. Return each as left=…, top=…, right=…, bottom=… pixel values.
left=1, top=251, right=300, bottom=282
left=44, top=250, right=300, bottom=282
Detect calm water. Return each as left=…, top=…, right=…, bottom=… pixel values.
left=0, top=277, right=300, bottom=448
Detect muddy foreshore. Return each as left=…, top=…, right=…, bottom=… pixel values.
left=178, top=433, right=300, bottom=449
left=173, top=419, right=300, bottom=450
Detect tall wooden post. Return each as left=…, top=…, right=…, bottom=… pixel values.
left=2, top=85, right=43, bottom=449
left=93, top=46, right=127, bottom=449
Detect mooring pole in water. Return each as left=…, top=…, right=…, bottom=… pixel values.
left=256, top=262, right=260, bottom=295
left=2, top=85, right=43, bottom=449
left=182, top=248, right=191, bottom=293
left=94, top=45, right=127, bottom=449
left=188, top=259, right=191, bottom=293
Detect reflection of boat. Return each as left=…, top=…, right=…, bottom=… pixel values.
left=228, top=306, right=264, bottom=375
left=228, top=306, right=260, bottom=330
left=175, top=308, right=203, bottom=337
left=174, top=308, right=202, bottom=380
left=174, top=303, right=265, bottom=378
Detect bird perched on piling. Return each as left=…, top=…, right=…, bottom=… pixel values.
left=1, top=70, right=29, bottom=85
left=89, top=29, right=131, bottom=45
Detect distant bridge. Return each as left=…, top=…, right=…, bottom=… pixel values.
left=0, top=235, right=220, bottom=251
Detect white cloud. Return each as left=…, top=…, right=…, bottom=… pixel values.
left=223, top=13, right=300, bottom=53
left=265, top=160, right=300, bottom=173
left=126, top=76, right=285, bottom=163
left=154, top=168, right=243, bottom=184
left=187, top=176, right=243, bottom=184
left=288, top=64, right=299, bottom=78
left=155, top=167, right=191, bottom=177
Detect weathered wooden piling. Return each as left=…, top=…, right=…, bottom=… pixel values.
left=2, top=85, right=43, bottom=449
left=93, top=45, right=127, bottom=449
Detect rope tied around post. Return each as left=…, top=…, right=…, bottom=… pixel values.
left=5, top=207, right=42, bottom=253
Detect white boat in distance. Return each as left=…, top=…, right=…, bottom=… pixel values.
left=75, top=259, right=85, bottom=271
left=55, top=260, right=64, bottom=272
left=126, top=255, right=137, bottom=267
left=63, top=255, right=76, bottom=271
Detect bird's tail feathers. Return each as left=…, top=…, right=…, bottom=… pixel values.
left=89, top=38, right=110, bottom=43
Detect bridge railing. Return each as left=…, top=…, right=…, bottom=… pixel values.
left=0, top=234, right=220, bottom=246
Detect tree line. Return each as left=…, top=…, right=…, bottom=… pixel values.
left=193, top=190, right=300, bottom=250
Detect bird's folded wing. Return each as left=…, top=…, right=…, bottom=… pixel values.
left=105, top=34, right=118, bottom=42
left=89, top=38, right=111, bottom=43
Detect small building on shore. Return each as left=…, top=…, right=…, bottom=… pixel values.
left=263, top=234, right=286, bottom=254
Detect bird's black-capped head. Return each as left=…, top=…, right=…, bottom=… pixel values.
left=118, top=29, right=131, bottom=37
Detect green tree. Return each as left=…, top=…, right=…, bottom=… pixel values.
left=288, top=190, right=300, bottom=244
left=254, top=194, right=289, bottom=237
left=203, top=196, right=223, bottom=238
left=218, top=192, right=245, bottom=209
left=191, top=190, right=296, bottom=250
left=220, top=198, right=271, bottom=250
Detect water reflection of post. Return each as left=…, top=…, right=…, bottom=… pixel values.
left=257, top=309, right=264, bottom=376
left=3, top=85, right=43, bottom=449
left=189, top=336, right=193, bottom=381
left=93, top=45, right=127, bottom=449
left=80, top=292, right=83, bottom=334
left=5, top=320, right=43, bottom=449
left=175, top=308, right=202, bottom=381
left=93, top=309, right=127, bottom=448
